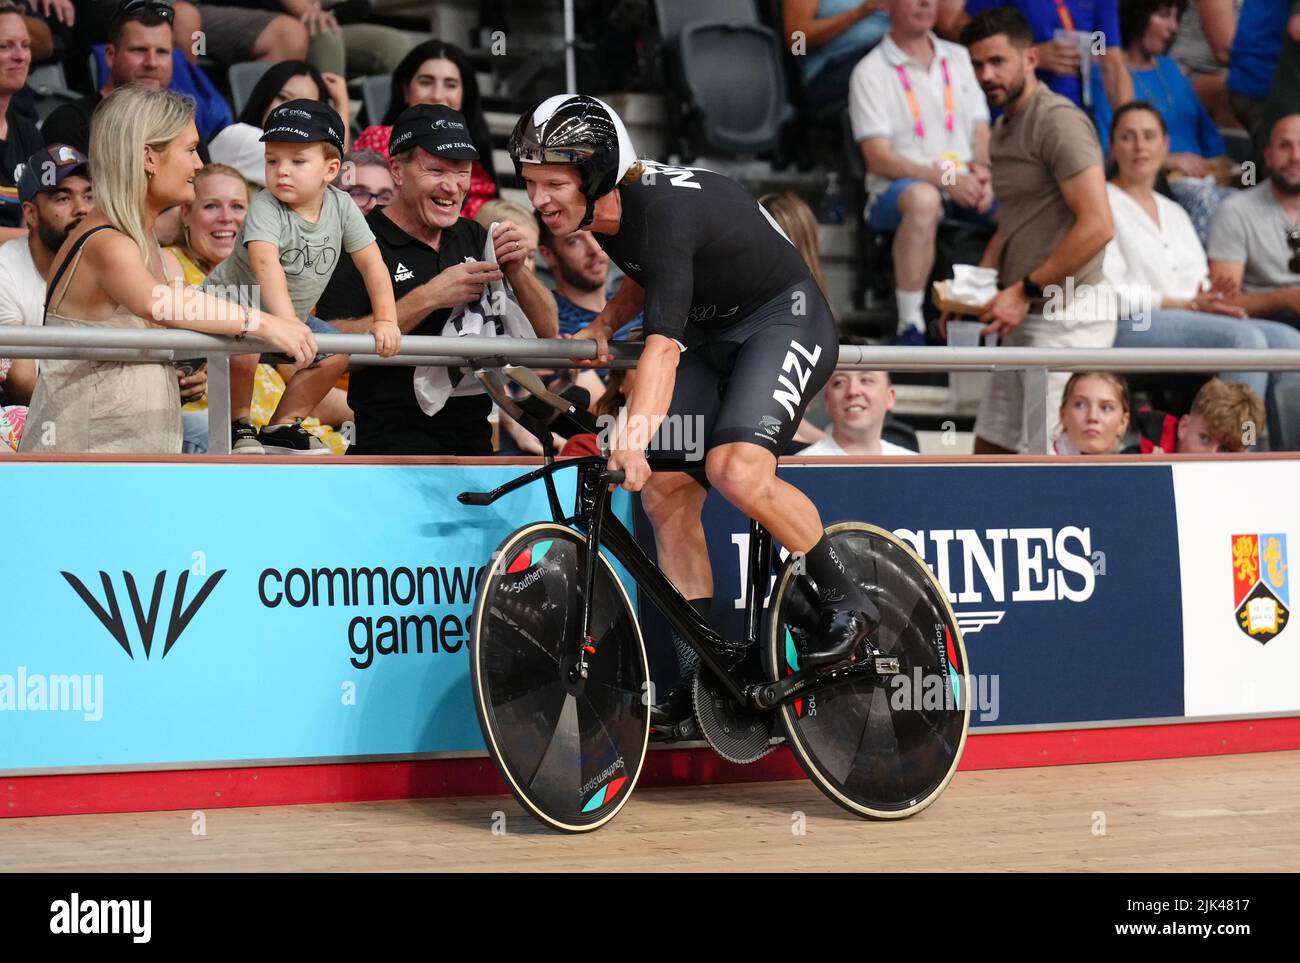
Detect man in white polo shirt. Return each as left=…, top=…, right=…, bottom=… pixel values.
left=801, top=370, right=917, bottom=456
left=849, top=0, right=994, bottom=345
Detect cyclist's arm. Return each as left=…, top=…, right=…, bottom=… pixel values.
left=615, top=334, right=679, bottom=453
left=247, top=240, right=299, bottom=323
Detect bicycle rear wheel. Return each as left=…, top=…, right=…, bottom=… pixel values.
left=470, top=522, right=649, bottom=832
left=765, top=522, right=969, bottom=819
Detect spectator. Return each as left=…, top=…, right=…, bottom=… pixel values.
left=315, top=104, right=557, bottom=455
left=1052, top=372, right=1129, bottom=454
left=0, top=5, right=41, bottom=242
left=1104, top=101, right=1300, bottom=427
left=339, top=148, right=394, bottom=215
left=167, top=162, right=348, bottom=453
left=535, top=207, right=641, bottom=339
left=800, top=370, right=917, bottom=455
left=190, top=1, right=309, bottom=65
left=960, top=6, right=1116, bottom=453
left=209, top=58, right=349, bottom=187
left=1124, top=376, right=1264, bottom=452
left=20, top=86, right=316, bottom=453
left=40, top=0, right=234, bottom=155
left=20, top=0, right=77, bottom=65
left=204, top=99, right=399, bottom=454
left=1208, top=113, right=1300, bottom=324
left=352, top=40, right=499, bottom=219
left=1260, top=4, right=1300, bottom=145
left=760, top=191, right=829, bottom=294
left=849, top=0, right=993, bottom=345
left=951, top=0, right=1134, bottom=114
left=474, top=199, right=538, bottom=274
left=1169, top=0, right=1242, bottom=128
left=0, top=144, right=92, bottom=448
left=1093, top=1, right=1231, bottom=241
left=783, top=1, right=891, bottom=102
left=1226, top=0, right=1289, bottom=148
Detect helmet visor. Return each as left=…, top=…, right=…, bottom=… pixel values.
left=512, top=142, right=594, bottom=166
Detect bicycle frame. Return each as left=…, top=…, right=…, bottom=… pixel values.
left=460, top=455, right=886, bottom=712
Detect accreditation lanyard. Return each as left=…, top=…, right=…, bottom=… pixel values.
left=1054, top=0, right=1077, bottom=32
left=895, top=59, right=954, bottom=141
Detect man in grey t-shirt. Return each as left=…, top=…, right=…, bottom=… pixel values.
left=1209, top=113, right=1300, bottom=325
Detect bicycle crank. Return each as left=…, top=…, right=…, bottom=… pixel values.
left=692, top=668, right=778, bottom=764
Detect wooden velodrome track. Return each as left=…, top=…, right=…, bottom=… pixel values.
left=3, top=750, right=1297, bottom=871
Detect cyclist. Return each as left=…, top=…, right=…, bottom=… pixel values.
left=508, top=95, right=880, bottom=727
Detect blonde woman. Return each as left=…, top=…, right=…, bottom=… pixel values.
left=759, top=191, right=828, bottom=295
left=21, top=86, right=314, bottom=453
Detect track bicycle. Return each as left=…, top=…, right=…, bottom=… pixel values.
left=458, top=364, right=970, bottom=832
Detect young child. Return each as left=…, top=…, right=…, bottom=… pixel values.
left=207, top=99, right=400, bottom=453
left=1053, top=372, right=1131, bottom=455
left=1126, top=378, right=1266, bottom=454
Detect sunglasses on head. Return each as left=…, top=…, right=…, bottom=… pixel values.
left=115, top=0, right=175, bottom=24
left=47, top=145, right=82, bottom=167
left=1288, top=228, right=1300, bottom=275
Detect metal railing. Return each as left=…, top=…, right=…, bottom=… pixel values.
left=5, top=326, right=1300, bottom=453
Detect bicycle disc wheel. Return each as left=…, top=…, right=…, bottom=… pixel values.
left=470, top=523, right=649, bottom=832
left=765, top=522, right=970, bottom=819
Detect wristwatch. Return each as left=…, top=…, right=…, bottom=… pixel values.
left=1021, top=276, right=1044, bottom=301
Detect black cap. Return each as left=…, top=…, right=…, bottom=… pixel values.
left=388, top=105, right=479, bottom=160
left=260, top=99, right=345, bottom=155
left=17, top=144, right=90, bottom=203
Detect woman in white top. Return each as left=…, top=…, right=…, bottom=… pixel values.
left=20, top=86, right=317, bottom=453
left=1104, top=100, right=1300, bottom=413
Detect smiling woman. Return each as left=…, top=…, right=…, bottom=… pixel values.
left=19, top=87, right=317, bottom=454
left=0, top=3, right=40, bottom=242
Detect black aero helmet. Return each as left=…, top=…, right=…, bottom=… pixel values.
left=509, top=94, right=637, bottom=228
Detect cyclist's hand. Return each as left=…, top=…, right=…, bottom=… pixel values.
left=571, top=319, right=612, bottom=368
left=372, top=320, right=401, bottom=357
left=609, top=448, right=650, bottom=492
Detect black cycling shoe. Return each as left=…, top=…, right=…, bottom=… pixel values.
left=802, top=607, right=877, bottom=668
left=649, top=681, right=695, bottom=729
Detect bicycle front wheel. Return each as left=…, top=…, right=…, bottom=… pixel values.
left=766, top=522, right=970, bottom=819
left=470, top=523, right=649, bottom=832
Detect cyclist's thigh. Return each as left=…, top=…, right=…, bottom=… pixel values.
left=709, top=283, right=838, bottom=455
left=648, top=344, right=722, bottom=468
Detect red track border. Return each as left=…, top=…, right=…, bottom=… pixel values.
left=5, top=716, right=1298, bottom=819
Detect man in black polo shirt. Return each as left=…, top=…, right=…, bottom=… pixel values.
left=315, top=104, right=558, bottom=455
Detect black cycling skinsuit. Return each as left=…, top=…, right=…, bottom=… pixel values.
left=594, top=161, right=838, bottom=460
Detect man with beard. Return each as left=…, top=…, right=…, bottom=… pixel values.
left=1209, top=114, right=1300, bottom=325
left=535, top=213, right=641, bottom=338
left=0, top=144, right=94, bottom=407
left=960, top=7, right=1114, bottom=453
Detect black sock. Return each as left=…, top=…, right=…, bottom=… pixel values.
left=671, top=597, right=711, bottom=687
left=803, top=534, right=868, bottom=609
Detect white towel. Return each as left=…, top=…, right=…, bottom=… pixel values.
left=412, top=222, right=535, bottom=417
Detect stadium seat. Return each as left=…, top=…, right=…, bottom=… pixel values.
left=654, top=0, right=794, bottom=157
left=361, top=75, right=392, bottom=128
left=1269, top=381, right=1300, bottom=450
left=27, top=64, right=81, bottom=124
left=228, top=61, right=273, bottom=119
